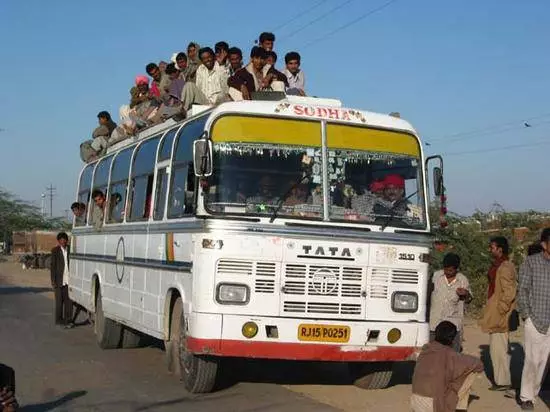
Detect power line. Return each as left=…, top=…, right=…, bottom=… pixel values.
left=271, top=0, right=330, bottom=33
left=438, top=139, right=550, bottom=157
left=301, top=0, right=399, bottom=49
left=278, top=0, right=356, bottom=42
left=426, top=112, right=550, bottom=143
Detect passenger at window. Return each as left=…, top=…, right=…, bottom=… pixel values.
left=146, top=63, right=172, bottom=102
left=228, top=47, right=243, bottom=76
left=284, top=51, right=306, bottom=96
left=91, top=190, right=106, bottom=230
left=228, top=46, right=288, bottom=101
left=71, top=202, right=87, bottom=225
left=258, top=32, right=275, bottom=51
left=195, top=47, right=229, bottom=105
left=284, top=183, right=309, bottom=206
left=185, top=42, right=201, bottom=83
left=215, top=41, right=231, bottom=76
left=247, top=175, right=278, bottom=207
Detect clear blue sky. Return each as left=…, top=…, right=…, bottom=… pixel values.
left=1, top=0, right=549, bottom=217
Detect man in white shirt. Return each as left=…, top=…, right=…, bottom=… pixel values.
left=429, top=253, right=472, bottom=352
left=50, top=232, right=73, bottom=326
left=284, top=51, right=306, bottom=96
left=195, top=47, right=229, bottom=105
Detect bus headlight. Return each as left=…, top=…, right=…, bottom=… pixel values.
left=216, top=283, right=249, bottom=305
left=391, top=292, right=418, bottom=313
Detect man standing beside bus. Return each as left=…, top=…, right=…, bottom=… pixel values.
left=479, top=236, right=517, bottom=392
left=50, top=232, right=72, bottom=327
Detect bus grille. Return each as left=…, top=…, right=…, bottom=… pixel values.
left=281, top=264, right=365, bottom=318
left=216, top=259, right=277, bottom=294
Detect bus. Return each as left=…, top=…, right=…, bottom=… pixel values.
left=70, top=95, right=445, bottom=393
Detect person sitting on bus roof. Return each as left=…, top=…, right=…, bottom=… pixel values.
left=258, top=32, right=275, bottom=51
left=85, top=111, right=117, bottom=160
left=284, top=51, right=306, bottom=96
left=158, top=60, right=168, bottom=73
left=195, top=47, right=230, bottom=105
left=167, top=76, right=209, bottom=113
left=265, top=51, right=277, bottom=67
left=215, top=41, right=231, bottom=76
left=227, top=46, right=288, bottom=101
left=130, top=75, right=158, bottom=109
left=91, top=190, right=106, bottom=231
left=146, top=62, right=171, bottom=102
left=228, top=47, right=243, bottom=76
left=171, top=52, right=190, bottom=80
left=185, top=42, right=201, bottom=82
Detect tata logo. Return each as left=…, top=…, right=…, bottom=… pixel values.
left=310, top=268, right=338, bottom=295
left=302, top=245, right=352, bottom=257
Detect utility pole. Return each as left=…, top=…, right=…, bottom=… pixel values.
left=45, top=185, right=56, bottom=218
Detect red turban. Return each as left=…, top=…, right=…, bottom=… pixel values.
left=370, top=180, right=385, bottom=193
left=135, top=75, right=149, bottom=86
left=383, top=174, right=405, bottom=188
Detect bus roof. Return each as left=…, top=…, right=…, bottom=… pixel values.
left=106, top=95, right=418, bottom=155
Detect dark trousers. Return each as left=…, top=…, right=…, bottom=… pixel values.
left=54, top=285, right=73, bottom=325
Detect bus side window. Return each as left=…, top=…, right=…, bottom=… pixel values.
left=107, top=147, right=133, bottom=224
left=153, top=168, right=169, bottom=220
left=76, top=163, right=94, bottom=227
left=91, top=155, right=114, bottom=226
left=168, top=165, right=190, bottom=218
left=128, top=136, right=160, bottom=222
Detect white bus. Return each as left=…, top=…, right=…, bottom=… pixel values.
left=70, top=96, right=444, bottom=393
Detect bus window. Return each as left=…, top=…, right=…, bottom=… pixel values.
left=168, top=116, right=207, bottom=219
left=91, top=155, right=113, bottom=225
left=128, top=136, right=160, bottom=222
left=158, top=126, right=178, bottom=161
left=107, top=147, right=133, bottom=223
left=76, top=163, right=94, bottom=226
left=153, top=168, right=169, bottom=220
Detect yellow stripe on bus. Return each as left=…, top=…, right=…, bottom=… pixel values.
left=211, top=116, right=321, bottom=146
left=326, top=124, right=420, bottom=156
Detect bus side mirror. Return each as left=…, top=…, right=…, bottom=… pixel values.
left=193, top=139, right=212, bottom=177
left=433, top=167, right=443, bottom=196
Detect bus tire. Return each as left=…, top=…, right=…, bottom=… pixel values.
left=166, top=297, right=218, bottom=393
left=94, top=288, right=122, bottom=349
left=348, top=362, right=393, bottom=390
left=121, top=327, right=142, bottom=349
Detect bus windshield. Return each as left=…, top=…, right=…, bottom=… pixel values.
left=204, top=143, right=425, bottom=228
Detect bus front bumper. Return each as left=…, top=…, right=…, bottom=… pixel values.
left=187, top=313, right=428, bottom=362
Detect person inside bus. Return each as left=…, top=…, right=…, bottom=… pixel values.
left=71, top=202, right=87, bottom=225
left=247, top=175, right=278, bottom=207
left=283, top=180, right=309, bottom=207
left=91, top=190, right=106, bottom=230
left=227, top=46, right=288, bottom=101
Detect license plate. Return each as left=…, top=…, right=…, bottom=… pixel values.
left=298, top=324, right=351, bottom=343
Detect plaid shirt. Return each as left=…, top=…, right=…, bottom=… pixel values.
left=518, top=253, right=550, bottom=334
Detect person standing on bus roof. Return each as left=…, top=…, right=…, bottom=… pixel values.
left=195, top=47, right=229, bottom=105
left=429, top=253, right=472, bottom=352
left=91, top=190, right=106, bottom=231
left=50, top=232, right=73, bottom=327
left=284, top=51, right=306, bottom=96
left=258, top=32, right=275, bottom=51
left=478, top=236, right=517, bottom=392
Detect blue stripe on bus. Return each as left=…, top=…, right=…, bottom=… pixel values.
left=70, top=253, right=192, bottom=272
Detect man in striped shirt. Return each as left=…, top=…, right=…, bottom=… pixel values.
left=518, top=228, right=550, bottom=410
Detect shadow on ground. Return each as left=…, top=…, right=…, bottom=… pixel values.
left=20, top=390, right=87, bottom=411
left=0, top=286, right=51, bottom=296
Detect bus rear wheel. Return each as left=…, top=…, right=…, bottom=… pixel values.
left=166, top=297, right=218, bottom=393
left=94, top=288, right=122, bottom=349
left=348, top=362, right=393, bottom=390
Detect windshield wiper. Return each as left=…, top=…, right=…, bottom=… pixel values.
left=380, top=190, right=418, bottom=232
left=269, top=174, right=310, bottom=223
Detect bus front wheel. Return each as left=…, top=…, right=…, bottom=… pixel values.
left=94, top=288, right=122, bottom=349
left=166, top=297, right=218, bottom=393
left=348, top=361, right=393, bottom=389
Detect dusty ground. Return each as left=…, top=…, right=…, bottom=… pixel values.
left=1, top=256, right=548, bottom=411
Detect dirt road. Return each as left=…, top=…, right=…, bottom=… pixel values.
left=1, top=257, right=548, bottom=411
